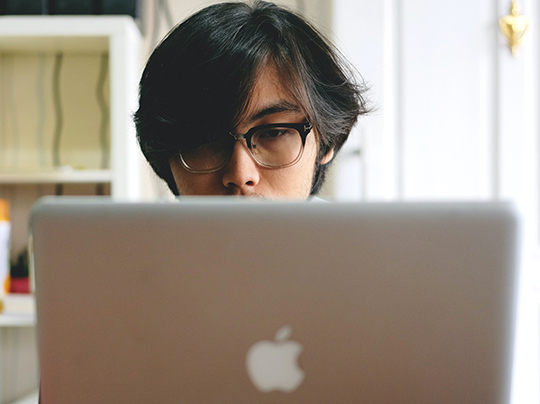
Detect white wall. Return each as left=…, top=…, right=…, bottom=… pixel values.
left=333, top=2, right=540, bottom=404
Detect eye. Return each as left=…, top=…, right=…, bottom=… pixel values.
left=256, top=128, right=295, bottom=139
left=265, top=129, right=285, bottom=138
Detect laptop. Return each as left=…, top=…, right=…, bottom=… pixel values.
left=30, top=197, right=520, bottom=404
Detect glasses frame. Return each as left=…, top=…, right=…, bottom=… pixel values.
left=178, top=122, right=313, bottom=173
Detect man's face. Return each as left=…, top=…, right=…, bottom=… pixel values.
left=169, top=66, right=333, bottom=199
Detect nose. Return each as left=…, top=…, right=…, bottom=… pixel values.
left=221, top=140, right=260, bottom=192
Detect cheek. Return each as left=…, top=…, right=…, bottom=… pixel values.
left=285, top=135, right=319, bottom=192
left=169, top=160, right=214, bottom=195
left=303, top=134, right=319, bottom=164
left=176, top=173, right=222, bottom=195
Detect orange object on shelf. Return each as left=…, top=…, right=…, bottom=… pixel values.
left=0, top=199, right=9, bottom=221
left=0, top=199, right=11, bottom=297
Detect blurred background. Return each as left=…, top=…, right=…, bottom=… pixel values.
left=0, top=1, right=538, bottom=403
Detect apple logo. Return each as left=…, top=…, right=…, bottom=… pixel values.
left=246, top=325, right=305, bottom=393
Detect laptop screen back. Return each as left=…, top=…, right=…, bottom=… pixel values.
left=31, top=198, right=519, bottom=404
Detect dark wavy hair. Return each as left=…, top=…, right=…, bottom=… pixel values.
left=134, top=0, right=369, bottom=195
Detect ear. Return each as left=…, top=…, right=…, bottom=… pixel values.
left=320, top=148, right=334, bottom=165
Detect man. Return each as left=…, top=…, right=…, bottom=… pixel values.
left=135, top=0, right=369, bottom=199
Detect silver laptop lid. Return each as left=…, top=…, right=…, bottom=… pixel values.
left=31, top=198, right=520, bottom=404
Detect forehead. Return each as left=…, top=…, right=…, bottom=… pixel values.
left=238, top=63, right=307, bottom=125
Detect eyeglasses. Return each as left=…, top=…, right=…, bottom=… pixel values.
left=178, top=122, right=313, bottom=173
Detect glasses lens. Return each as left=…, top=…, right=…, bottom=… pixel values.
left=251, top=127, right=303, bottom=167
left=180, top=136, right=232, bottom=172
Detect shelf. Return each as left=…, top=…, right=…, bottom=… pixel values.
left=0, top=294, right=36, bottom=327
left=0, top=15, right=143, bottom=199
left=0, top=35, right=108, bottom=54
left=0, top=169, right=113, bottom=184
left=0, top=313, right=35, bottom=327
left=0, top=16, right=134, bottom=53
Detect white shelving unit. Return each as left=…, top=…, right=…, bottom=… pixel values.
left=0, top=169, right=113, bottom=184
left=0, top=314, right=35, bottom=328
left=0, top=295, right=37, bottom=404
left=0, top=16, right=143, bottom=404
left=0, top=16, right=143, bottom=198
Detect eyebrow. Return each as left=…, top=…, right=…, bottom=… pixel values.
left=248, top=101, right=302, bottom=123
